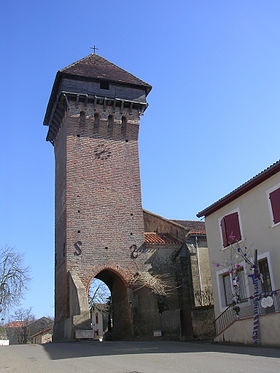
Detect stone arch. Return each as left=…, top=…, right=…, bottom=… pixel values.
left=87, top=267, right=133, bottom=339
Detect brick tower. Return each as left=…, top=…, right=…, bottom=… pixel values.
left=44, top=54, right=154, bottom=340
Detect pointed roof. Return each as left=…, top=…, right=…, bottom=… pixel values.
left=60, top=53, right=152, bottom=92
left=44, top=54, right=152, bottom=127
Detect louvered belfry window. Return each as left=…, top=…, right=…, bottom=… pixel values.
left=220, top=212, right=242, bottom=247
left=269, top=187, right=280, bottom=225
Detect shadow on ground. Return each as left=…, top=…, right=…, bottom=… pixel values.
left=42, top=340, right=280, bottom=360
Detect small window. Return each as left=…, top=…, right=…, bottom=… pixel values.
left=269, top=187, right=280, bottom=225
left=96, top=313, right=99, bottom=324
left=220, top=212, right=242, bottom=248
left=100, top=81, right=109, bottom=90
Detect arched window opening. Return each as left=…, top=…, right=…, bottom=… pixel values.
left=93, top=113, right=99, bottom=134
left=121, top=116, right=127, bottom=139
left=108, top=115, right=114, bottom=137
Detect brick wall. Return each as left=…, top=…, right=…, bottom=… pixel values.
left=54, top=101, right=151, bottom=328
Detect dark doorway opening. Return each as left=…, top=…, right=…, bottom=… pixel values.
left=89, top=269, right=132, bottom=339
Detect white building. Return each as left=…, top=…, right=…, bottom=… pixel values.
left=197, top=160, right=280, bottom=346
left=91, top=304, right=108, bottom=340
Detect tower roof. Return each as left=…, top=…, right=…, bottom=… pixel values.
left=44, top=54, right=152, bottom=128
left=60, top=54, right=152, bottom=92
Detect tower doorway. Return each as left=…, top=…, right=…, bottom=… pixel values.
left=88, top=269, right=133, bottom=339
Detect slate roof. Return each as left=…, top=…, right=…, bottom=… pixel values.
left=197, top=159, right=280, bottom=218
left=61, top=54, right=152, bottom=92
left=172, top=220, right=206, bottom=235
left=144, top=232, right=181, bottom=246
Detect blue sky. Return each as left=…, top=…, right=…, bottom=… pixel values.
left=1, top=1, right=280, bottom=319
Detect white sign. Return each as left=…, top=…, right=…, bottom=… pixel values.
left=0, top=340, right=9, bottom=346
left=260, top=296, right=273, bottom=309
left=153, top=330, right=162, bottom=337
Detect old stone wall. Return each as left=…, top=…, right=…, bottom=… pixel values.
left=143, top=211, right=187, bottom=242
left=191, top=306, right=215, bottom=338
left=188, top=236, right=212, bottom=307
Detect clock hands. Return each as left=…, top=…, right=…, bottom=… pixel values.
left=94, top=144, right=112, bottom=160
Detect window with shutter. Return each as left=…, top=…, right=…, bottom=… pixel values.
left=220, top=211, right=242, bottom=247
left=269, top=187, right=280, bottom=225
left=220, top=217, right=228, bottom=248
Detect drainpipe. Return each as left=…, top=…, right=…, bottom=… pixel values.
left=195, top=235, right=203, bottom=295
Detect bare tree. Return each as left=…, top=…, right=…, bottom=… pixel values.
left=88, top=278, right=110, bottom=309
left=0, top=247, right=30, bottom=314
left=9, top=307, right=35, bottom=344
left=129, top=271, right=174, bottom=296
left=11, top=307, right=35, bottom=323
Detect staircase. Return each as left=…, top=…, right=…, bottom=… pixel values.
left=214, top=289, right=280, bottom=336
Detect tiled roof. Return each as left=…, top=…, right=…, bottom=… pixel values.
left=61, top=54, right=152, bottom=92
left=171, top=220, right=206, bottom=235
left=144, top=232, right=181, bottom=246
left=4, top=321, right=27, bottom=328
left=197, top=159, right=280, bottom=218
left=31, top=328, right=52, bottom=339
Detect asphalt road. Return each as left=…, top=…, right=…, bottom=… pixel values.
left=0, top=341, right=279, bottom=373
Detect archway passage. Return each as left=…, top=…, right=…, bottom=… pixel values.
left=90, top=269, right=133, bottom=339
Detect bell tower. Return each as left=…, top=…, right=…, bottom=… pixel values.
left=44, top=54, right=153, bottom=340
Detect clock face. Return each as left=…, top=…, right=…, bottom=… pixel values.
left=94, top=144, right=112, bottom=160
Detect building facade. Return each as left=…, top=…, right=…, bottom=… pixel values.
left=197, top=160, right=280, bottom=345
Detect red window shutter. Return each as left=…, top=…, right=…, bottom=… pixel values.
left=224, top=212, right=241, bottom=244
left=269, top=187, right=280, bottom=224
left=220, top=217, right=228, bottom=247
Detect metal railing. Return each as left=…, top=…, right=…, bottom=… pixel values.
left=214, top=289, right=280, bottom=336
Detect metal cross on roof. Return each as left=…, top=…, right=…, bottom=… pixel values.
left=91, top=45, right=99, bottom=54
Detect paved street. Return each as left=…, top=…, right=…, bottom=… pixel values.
left=0, top=341, right=279, bottom=373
